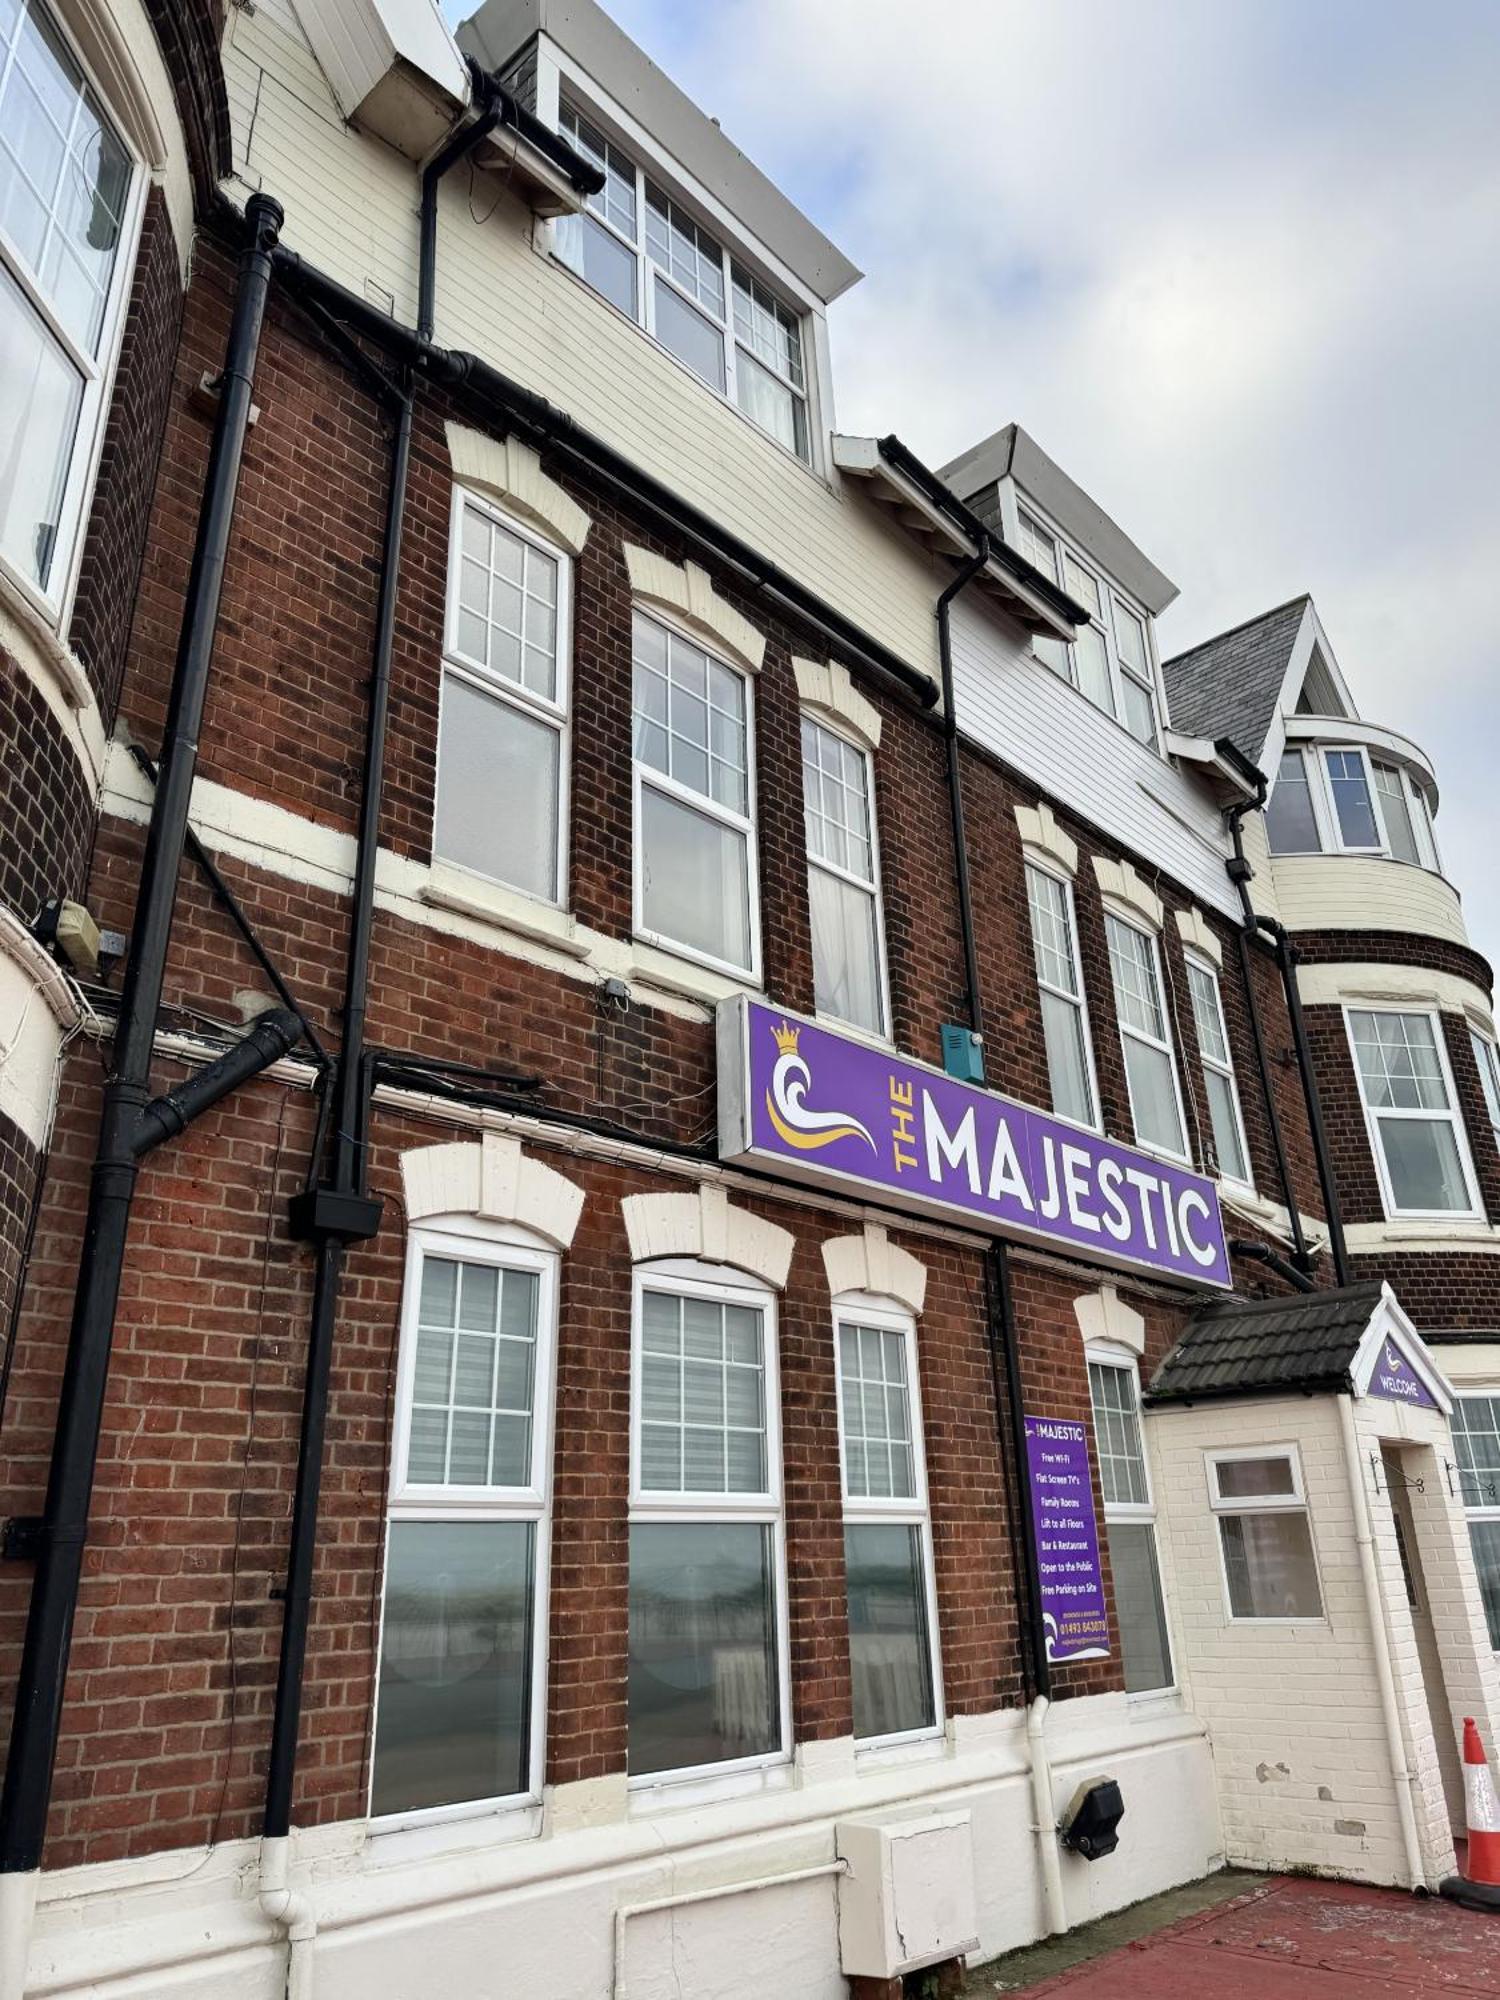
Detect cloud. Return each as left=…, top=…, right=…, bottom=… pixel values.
left=459, top=0, right=1500, bottom=964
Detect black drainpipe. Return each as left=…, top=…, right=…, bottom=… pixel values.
left=260, top=82, right=505, bottom=1847
left=938, top=539, right=994, bottom=1074
left=1223, top=788, right=1313, bottom=1276
left=984, top=1242, right=1049, bottom=1700
left=1224, top=802, right=1351, bottom=1287
left=0, top=195, right=290, bottom=1882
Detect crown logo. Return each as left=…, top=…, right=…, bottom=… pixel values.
left=771, top=1019, right=801, bottom=1056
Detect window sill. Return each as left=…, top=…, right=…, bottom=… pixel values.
left=422, top=862, right=593, bottom=960
left=627, top=1756, right=794, bottom=1816
left=628, top=935, right=760, bottom=1006
left=365, top=1798, right=543, bottom=1863
left=854, top=1728, right=947, bottom=1770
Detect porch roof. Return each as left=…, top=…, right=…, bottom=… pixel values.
left=1144, top=1282, right=1388, bottom=1404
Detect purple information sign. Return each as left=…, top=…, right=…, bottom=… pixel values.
left=717, top=998, right=1230, bottom=1288
left=1024, top=1415, right=1110, bottom=1664
left=1367, top=1338, right=1439, bottom=1410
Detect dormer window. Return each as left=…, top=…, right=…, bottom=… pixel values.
left=1266, top=742, right=1439, bottom=870
left=555, top=98, right=811, bottom=463
left=1015, top=506, right=1162, bottom=749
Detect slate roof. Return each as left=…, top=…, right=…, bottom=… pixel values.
left=1160, top=595, right=1309, bottom=763
left=1145, top=1282, right=1385, bottom=1404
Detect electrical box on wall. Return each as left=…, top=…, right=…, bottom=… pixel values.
left=941, top=1022, right=985, bottom=1083
left=836, top=1809, right=981, bottom=1980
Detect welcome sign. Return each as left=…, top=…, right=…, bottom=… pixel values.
left=717, top=998, right=1231, bottom=1288
left=1367, top=1337, right=1439, bottom=1410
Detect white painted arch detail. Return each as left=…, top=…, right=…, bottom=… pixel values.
left=622, top=545, right=766, bottom=672
left=1015, top=801, right=1078, bottom=879
left=1093, top=856, right=1164, bottom=932
left=622, top=1183, right=793, bottom=1289
left=1072, top=1284, right=1144, bottom=1359
left=821, top=1223, right=926, bottom=1315
left=1175, top=907, right=1223, bottom=969
left=446, top=423, right=592, bottom=554
left=400, top=1132, right=584, bottom=1247
left=793, top=658, right=881, bottom=751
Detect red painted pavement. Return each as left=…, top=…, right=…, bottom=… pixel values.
left=1015, top=1877, right=1500, bottom=1997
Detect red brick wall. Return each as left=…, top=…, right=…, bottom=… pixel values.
left=70, top=189, right=185, bottom=727
left=1293, top=927, right=1493, bottom=999
left=0, top=1109, right=42, bottom=1391
left=0, top=651, right=95, bottom=923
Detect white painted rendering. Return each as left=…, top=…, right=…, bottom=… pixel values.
left=0, top=908, right=85, bottom=1148
left=621, top=1183, right=794, bottom=1288
left=620, top=547, right=766, bottom=672
left=19, top=1693, right=1218, bottom=1998
left=399, top=1132, right=584, bottom=1245
left=445, top=423, right=592, bottom=553
left=793, top=658, right=881, bottom=751
left=1175, top=907, right=1222, bottom=968
left=1296, top=959, right=1493, bottom=1025
left=820, top=1224, right=927, bottom=1314
left=1092, top=856, right=1164, bottom=932
left=1014, top=801, right=1078, bottom=878
left=1270, top=854, right=1470, bottom=945
left=1071, top=1285, right=1145, bottom=1358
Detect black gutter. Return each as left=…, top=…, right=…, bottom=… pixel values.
left=1229, top=1237, right=1317, bottom=1295
left=874, top=432, right=1090, bottom=632
left=0, top=195, right=287, bottom=1881
left=266, top=244, right=940, bottom=714
left=419, top=62, right=505, bottom=343
left=984, top=1243, right=1049, bottom=1700
left=938, top=539, right=994, bottom=1066
left=133, top=1007, right=303, bottom=1156
left=1223, top=786, right=1313, bottom=1276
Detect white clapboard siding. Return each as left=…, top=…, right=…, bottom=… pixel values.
left=1270, top=855, right=1471, bottom=946
left=951, top=596, right=1242, bottom=921
left=227, top=4, right=946, bottom=673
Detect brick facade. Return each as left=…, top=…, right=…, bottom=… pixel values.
left=0, top=653, right=95, bottom=924
left=1293, top=926, right=1494, bottom=999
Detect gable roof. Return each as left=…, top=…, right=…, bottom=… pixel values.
left=1144, top=1282, right=1386, bottom=1403
left=1160, top=596, right=1310, bottom=764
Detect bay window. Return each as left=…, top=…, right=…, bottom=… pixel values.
left=835, top=1302, right=942, bottom=1742
left=1185, top=953, right=1252, bottom=1187
left=0, top=0, right=140, bottom=613
left=1013, top=506, right=1160, bottom=746
left=633, top=609, right=759, bottom=978
left=1025, top=861, right=1098, bottom=1128
left=1323, top=747, right=1380, bottom=849
left=628, top=1267, right=787, bottom=1781
left=436, top=490, right=570, bottom=904
left=1265, top=747, right=1322, bottom=854
left=1106, top=913, right=1189, bottom=1160
left=556, top=98, right=811, bottom=462
left=1450, top=1395, right=1500, bottom=1650
left=802, top=713, right=887, bottom=1035
left=1208, top=1448, right=1323, bottom=1622
left=371, top=1226, right=557, bottom=1820
left=1470, top=1027, right=1500, bottom=1156
left=1087, top=1356, right=1172, bottom=1691
left=1346, top=1007, right=1481, bottom=1218
left=1266, top=743, right=1441, bottom=870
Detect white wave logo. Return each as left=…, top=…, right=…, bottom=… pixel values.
left=764, top=1020, right=875, bottom=1153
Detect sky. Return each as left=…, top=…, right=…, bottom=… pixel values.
left=453, top=1, right=1500, bottom=962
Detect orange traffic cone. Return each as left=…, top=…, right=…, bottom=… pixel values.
left=1441, top=1717, right=1500, bottom=1911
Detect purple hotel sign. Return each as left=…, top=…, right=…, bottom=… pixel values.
left=1368, top=1337, right=1439, bottom=1410
left=1024, top=1416, right=1110, bottom=1663
left=717, top=998, right=1230, bottom=1288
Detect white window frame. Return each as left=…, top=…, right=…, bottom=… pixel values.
left=553, top=90, right=817, bottom=469
left=1372, top=758, right=1439, bottom=871
left=0, top=0, right=147, bottom=627
left=1343, top=1004, right=1484, bottom=1222
left=626, top=1258, right=791, bottom=1789
left=1205, top=1444, right=1325, bottom=1627
left=832, top=1294, right=945, bottom=1749
left=1086, top=1347, right=1174, bottom=1696
left=1470, top=1026, right=1500, bottom=1156
left=1184, top=950, right=1254, bottom=1191
left=1105, top=911, right=1191, bottom=1164
left=372, top=1217, right=560, bottom=1829
left=436, top=486, right=573, bottom=908
left=1450, top=1392, right=1500, bottom=1654
left=1012, top=501, right=1164, bottom=753
left=631, top=605, right=762, bottom=983
left=802, top=710, right=891, bottom=1040
left=1318, top=744, right=1385, bottom=854
left=1024, top=858, right=1101, bottom=1132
